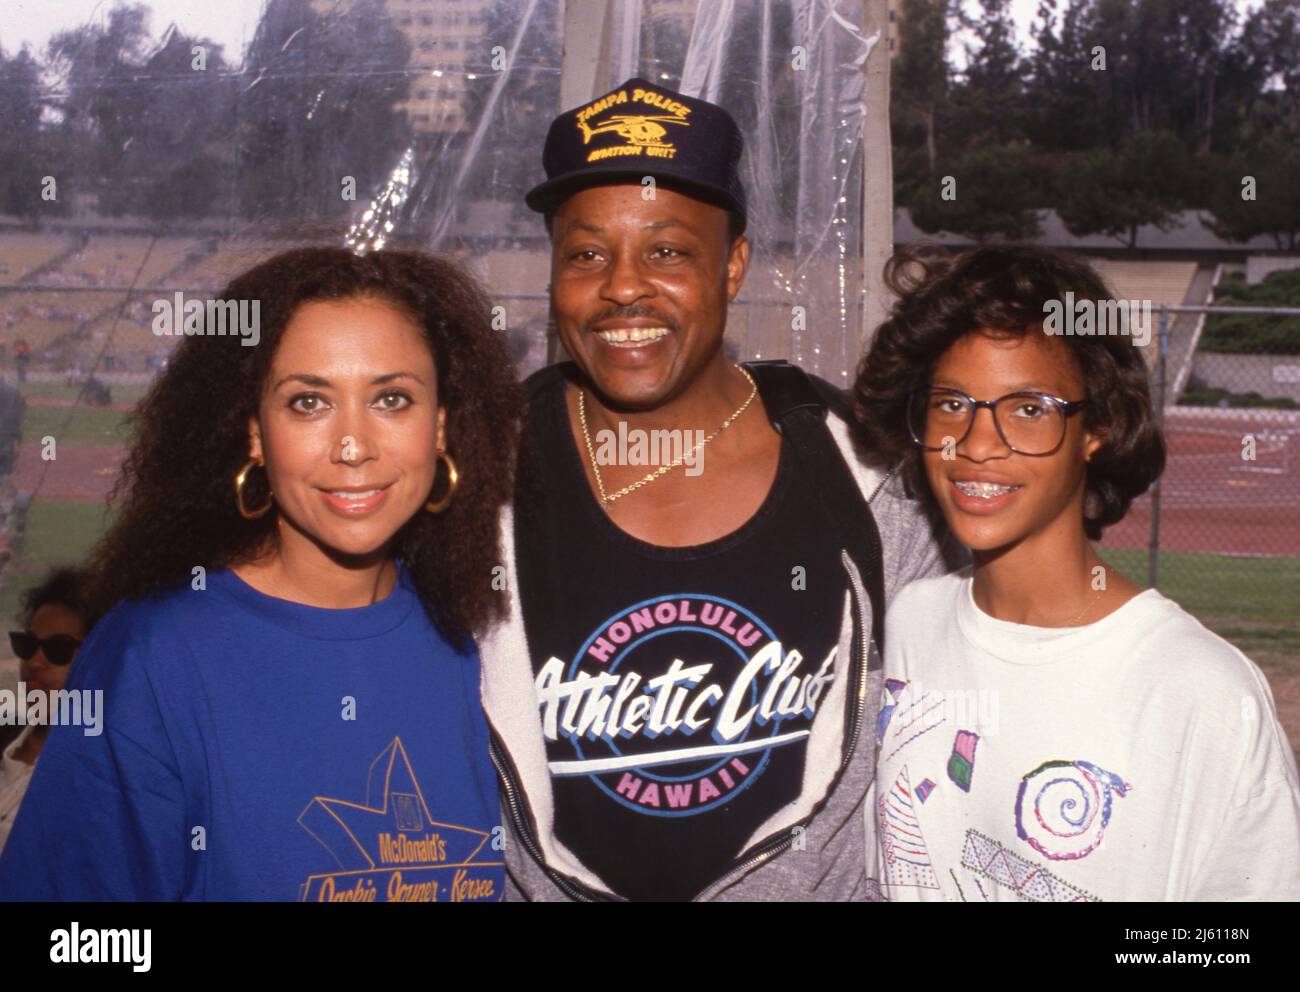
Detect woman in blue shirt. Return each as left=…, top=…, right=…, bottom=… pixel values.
left=0, top=247, right=520, bottom=901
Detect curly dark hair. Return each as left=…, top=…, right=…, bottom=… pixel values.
left=20, top=566, right=97, bottom=631
left=851, top=244, right=1166, bottom=541
left=87, top=246, right=522, bottom=646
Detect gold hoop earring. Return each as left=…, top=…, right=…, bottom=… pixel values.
left=424, top=451, right=459, bottom=514
left=234, top=459, right=274, bottom=520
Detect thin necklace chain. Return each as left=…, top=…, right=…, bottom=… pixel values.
left=578, top=363, right=758, bottom=506
left=1063, top=564, right=1109, bottom=626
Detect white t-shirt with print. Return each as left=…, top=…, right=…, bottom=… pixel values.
left=0, top=725, right=39, bottom=856
left=865, top=570, right=1300, bottom=902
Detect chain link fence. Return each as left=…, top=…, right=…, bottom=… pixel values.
left=1099, top=296, right=1300, bottom=755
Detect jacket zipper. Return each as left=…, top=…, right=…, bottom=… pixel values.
left=496, top=457, right=887, bottom=902
left=865, top=466, right=895, bottom=506
left=696, top=547, right=873, bottom=899
left=488, top=730, right=617, bottom=903
left=835, top=549, right=875, bottom=772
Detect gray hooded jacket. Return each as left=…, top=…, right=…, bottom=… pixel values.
left=478, top=391, right=957, bottom=900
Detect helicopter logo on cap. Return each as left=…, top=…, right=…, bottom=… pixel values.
left=578, top=109, right=690, bottom=162
left=579, top=113, right=687, bottom=148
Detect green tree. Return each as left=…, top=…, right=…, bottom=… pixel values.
left=1056, top=130, right=1193, bottom=246
left=1204, top=139, right=1300, bottom=249
left=1235, top=0, right=1300, bottom=145
left=1023, top=0, right=1112, bottom=151
left=235, top=0, right=411, bottom=223
left=892, top=0, right=955, bottom=176
left=113, top=26, right=236, bottom=220
left=0, top=44, right=57, bottom=221
left=908, top=144, right=1044, bottom=241
left=953, top=0, right=1025, bottom=148
left=45, top=2, right=154, bottom=215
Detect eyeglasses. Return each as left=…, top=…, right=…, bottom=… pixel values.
left=907, top=387, right=1086, bottom=457
left=9, top=631, right=82, bottom=666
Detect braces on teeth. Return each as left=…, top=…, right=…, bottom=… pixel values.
left=955, top=481, right=1019, bottom=499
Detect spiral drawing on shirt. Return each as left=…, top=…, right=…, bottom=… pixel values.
left=1014, top=759, right=1132, bottom=861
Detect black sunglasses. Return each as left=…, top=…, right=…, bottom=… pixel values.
left=9, top=631, right=82, bottom=666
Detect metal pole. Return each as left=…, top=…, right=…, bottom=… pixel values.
left=1147, top=307, right=1169, bottom=589
left=860, top=0, right=895, bottom=354
left=547, top=0, right=615, bottom=367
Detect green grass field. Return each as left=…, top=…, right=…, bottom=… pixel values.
left=21, top=405, right=132, bottom=446
left=1099, top=548, right=1300, bottom=669
left=12, top=381, right=141, bottom=446
left=17, top=382, right=150, bottom=405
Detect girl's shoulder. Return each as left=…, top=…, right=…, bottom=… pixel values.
left=1107, top=591, right=1294, bottom=762
left=888, top=566, right=969, bottom=617
left=1117, top=590, right=1266, bottom=689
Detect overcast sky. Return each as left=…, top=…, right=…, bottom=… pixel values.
left=0, top=0, right=1267, bottom=68
left=0, top=0, right=266, bottom=62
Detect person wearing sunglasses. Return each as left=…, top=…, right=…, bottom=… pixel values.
left=0, top=248, right=519, bottom=901
left=851, top=244, right=1300, bottom=901
left=1, top=568, right=94, bottom=856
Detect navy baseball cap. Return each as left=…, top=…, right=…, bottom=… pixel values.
left=525, top=77, right=747, bottom=233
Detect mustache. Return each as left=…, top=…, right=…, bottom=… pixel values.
left=582, top=305, right=677, bottom=334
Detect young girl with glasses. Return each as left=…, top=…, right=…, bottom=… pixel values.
left=852, top=245, right=1299, bottom=901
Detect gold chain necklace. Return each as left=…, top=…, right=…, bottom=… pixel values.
left=578, top=364, right=758, bottom=506
left=1062, top=565, right=1109, bottom=626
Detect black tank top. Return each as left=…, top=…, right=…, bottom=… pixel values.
left=514, top=365, right=849, bottom=900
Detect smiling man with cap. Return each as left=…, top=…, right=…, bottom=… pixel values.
left=476, top=77, right=957, bottom=901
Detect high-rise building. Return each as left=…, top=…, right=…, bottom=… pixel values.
left=311, top=0, right=495, bottom=135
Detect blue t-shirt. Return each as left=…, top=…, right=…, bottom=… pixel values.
left=0, top=562, right=504, bottom=902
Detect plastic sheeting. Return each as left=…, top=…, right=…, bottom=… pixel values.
left=367, top=0, right=880, bottom=382
left=665, top=0, right=878, bottom=383
left=0, top=0, right=879, bottom=604
left=1, top=0, right=876, bottom=384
